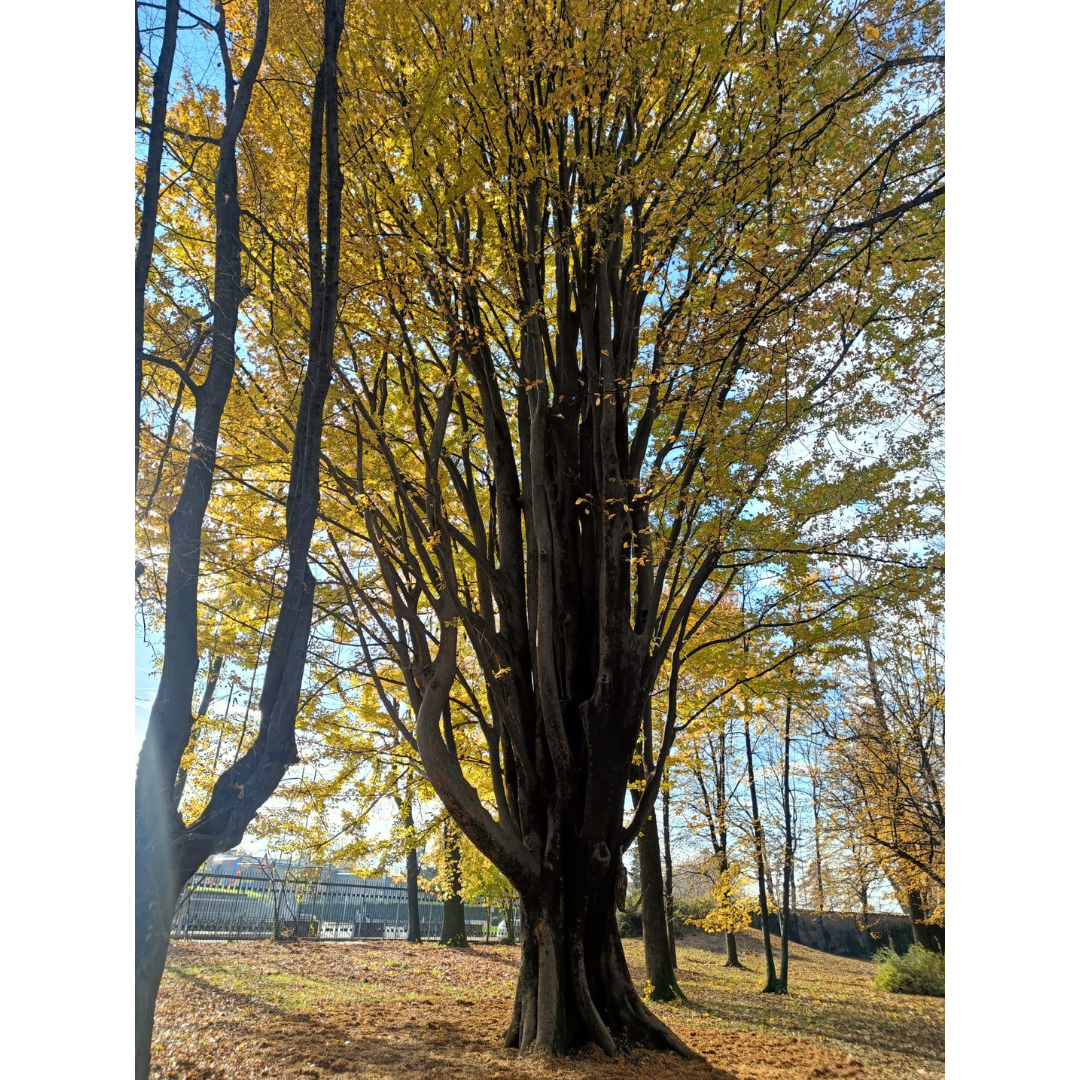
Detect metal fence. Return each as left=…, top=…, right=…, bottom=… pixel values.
left=171, top=869, right=517, bottom=943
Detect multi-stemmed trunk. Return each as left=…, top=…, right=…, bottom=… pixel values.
left=134, top=3, right=340, bottom=1074
left=501, top=834, right=691, bottom=1056
left=396, top=615, right=692, bottom=1057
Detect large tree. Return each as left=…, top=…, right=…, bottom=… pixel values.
left=134, top=1, right=346, bottom=1074
left=311, top=0, right=943, bottom=1056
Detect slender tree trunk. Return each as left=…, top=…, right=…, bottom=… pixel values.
left=504, top=896, right=516, bottom=946
left=440, top=826, right=468, bottom=947
left=777, top=698, right=793, bottom=993
left=637, top=810, right=682, bottom=999
left=714, top=727, right=742, bottom=968
left=135, top=0, right=180, bottom=481
left=631, top=706, right=681, bottom=1000
left=662, top=781, right=677, bottom=967
left=172, top=653, right=223, bottom=810
left=763, top=849, right=781, bottom=914
left=811, top=783, right=833, bottom=950
left=404, top=802, right=422, bottom=943
left=744, top=711, right=779, bottom=992
left=134, top=4, right=271, bottom=1071
left=699, top=725, right=743, bottom=972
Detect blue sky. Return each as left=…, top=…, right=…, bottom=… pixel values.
left=134, top=629, right=159, bottom=762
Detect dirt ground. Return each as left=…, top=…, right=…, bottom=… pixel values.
left=150, top=929, right=943, bottom=1080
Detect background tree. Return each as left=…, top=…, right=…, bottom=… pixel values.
left=825, top=600, right=945, bottom=949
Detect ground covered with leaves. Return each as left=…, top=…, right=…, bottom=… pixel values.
left=150, top=929, right=943, bottom=1080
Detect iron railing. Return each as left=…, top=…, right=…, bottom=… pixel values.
left=170, top=868, right=518, bottom=942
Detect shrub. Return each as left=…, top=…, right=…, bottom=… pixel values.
left=673, top=895, right=715, bottom=926
left=871, top=944, right=945, bottom=997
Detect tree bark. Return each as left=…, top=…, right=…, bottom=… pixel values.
left=777, top=697, right=793, bottom=993
left=662, top=781, right=677, bottom=966
left=501, top=858, right=692, bottom=1057
left=172, top=653, right=223, bottom=810
left=440, top=826, right=469, bottom=947
left=905, top=889, right=943, bottom=952
left=504, top=896, right=516, bottom=946
left=134, top=4, right=337, bottom=1075
left=135, top=0, right=180, bottom=480
left=808, top=762, right=839, bottom=950
left=691, top=730, right=743, bottom=969
left=744, top=710, right=780, bottom=993
left=637, top=810, right=682, bottom=1000
left=404, top=802, right=422, bottom=943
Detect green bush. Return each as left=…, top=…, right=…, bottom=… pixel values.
left=673, top=895, right=715, bottom=926
left=871, top=944, right=945, bottom=997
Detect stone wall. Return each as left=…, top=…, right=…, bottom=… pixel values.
left=751, top=909, right=915, bottom=959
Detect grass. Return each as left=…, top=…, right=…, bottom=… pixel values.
left=636, top=929, right=944, bottom=1080
left=150, top=927, right=943, bottom=1080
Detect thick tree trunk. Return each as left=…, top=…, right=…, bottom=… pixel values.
left=905, top=889, right=943, bottom=952
left=441, top=894, right=467, bottom=946
left=134, top=830, right=185, bottom=1080
left=502, top=868, right=692, bottom=1057
left=725, top=931, right=741, bottom=967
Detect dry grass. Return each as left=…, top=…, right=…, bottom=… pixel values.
left=150, top=928, right=942, bottom=1080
